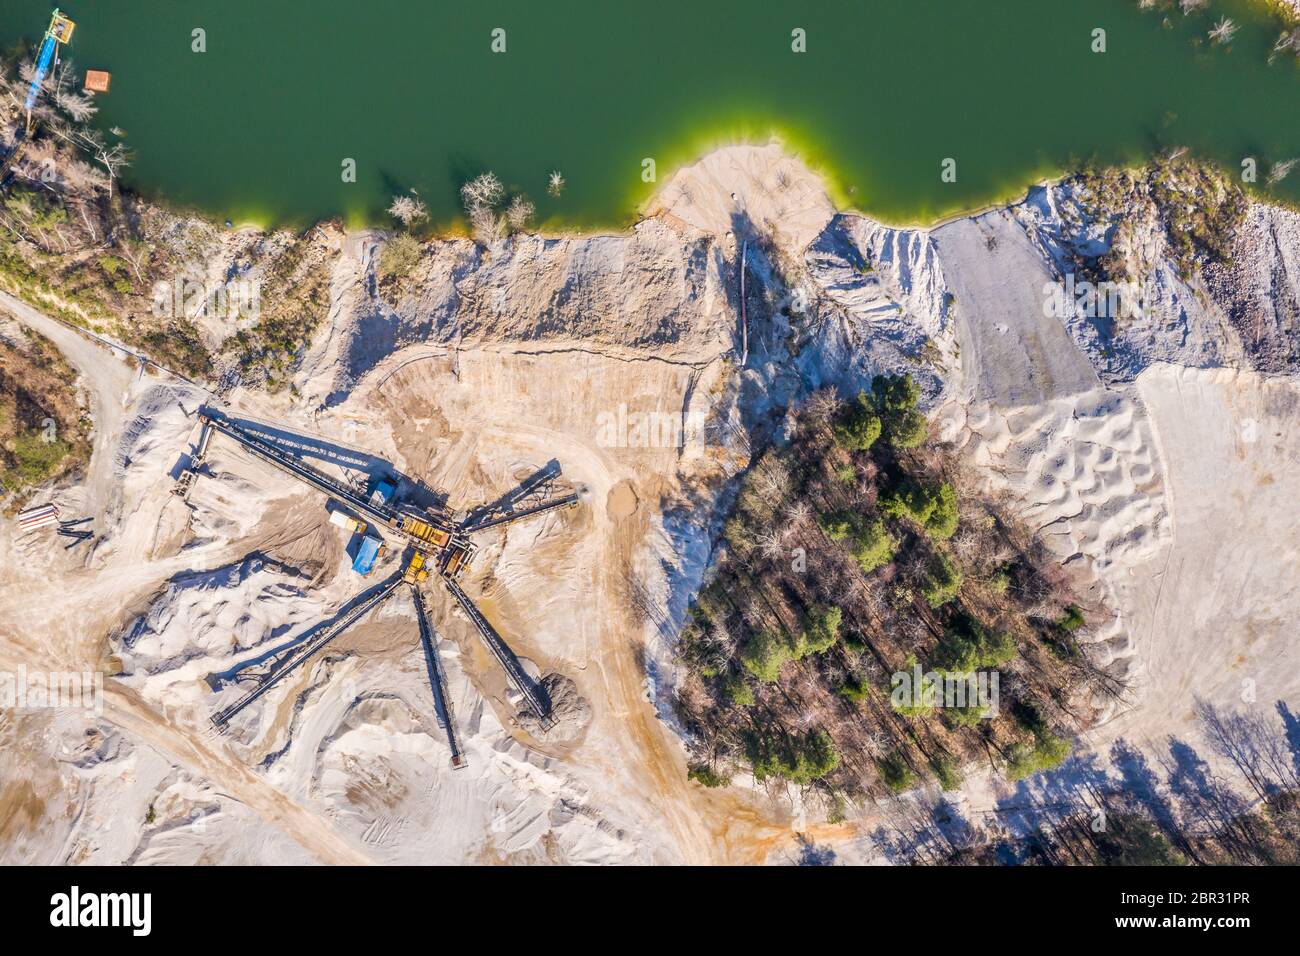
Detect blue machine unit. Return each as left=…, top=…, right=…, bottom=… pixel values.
left=369, top=480, right=395, bottom=508
left=352, top=535, right=382, bottom=575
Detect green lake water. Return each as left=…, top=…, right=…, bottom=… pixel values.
left=1, top=0, right=1297, bottom=229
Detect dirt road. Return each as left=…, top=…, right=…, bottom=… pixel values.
left=0, top=294, right=372, bottom=865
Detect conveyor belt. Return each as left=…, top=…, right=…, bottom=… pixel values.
left=212, top=575, right=402, bottom=728
left=440, top=574, right=554, bottom=729
left=412, top=585, right=468, bottom=768
left=462, top=493, right=579, bottom=534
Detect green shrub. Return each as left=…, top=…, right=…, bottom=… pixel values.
left=930, top=754, right=963, bottom=792
left=378, top=233, right=422, bottom=280
left=922, top=552, right=964, bottom=608
left=723, top=515, right=755, bottom=553
left=892, top=695, right=935, bottom=718
left=850, top=518, right=897, bottom=572
left=944, top=705, right=990, bottom=728
left=832, top=390, right=882, bottom=451
left=876, top=751, right=915, bottom=793
left=723, top=675, right=756, bottom=707
left=881, top=478, right=958, bottom=539
left=817, top=511, right=854, bottom=540
left=747, top=729, right=840, bottom=785
left=740, top=629, right=793, bottom=682
left=1006, top=733, right=1071, bottom=781
left=872, top=374, right=928, bottom=449
left=927, top=483, right=959, bottom=538
left=796, top=605, right=842, bottom=656
left=1057, top=605, right=1085, bottom=633
left=1013, top=701, right=1049, bottom=737
left=687, top=764, right=731, bottom=788
left=931, top=615, right=1016, bottom=671
left=837, top=675, right=872, bottom=703
left=9, top=431, right=71, bottom=484
left=740, top=607, right=841, bottom=683
left=818, top=511, right=897, bottom=571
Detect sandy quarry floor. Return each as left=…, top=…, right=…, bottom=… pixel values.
left=2, top=143, right=1298, bottom=865
left=0, top=291, right=797, bottom=865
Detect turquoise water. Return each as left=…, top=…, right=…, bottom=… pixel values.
left=1, top=0, right=1297, bottom=228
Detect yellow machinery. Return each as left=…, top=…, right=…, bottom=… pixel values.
left=398, top=515, right=452, bottom=549
left=189, top=408, right=571, bottom=736
left=50, top=11, right=75, bottom=42
left=402, top=551, right=429, bottom=585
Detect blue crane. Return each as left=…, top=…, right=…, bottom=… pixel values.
left=23, top=9, right=76, bottom=127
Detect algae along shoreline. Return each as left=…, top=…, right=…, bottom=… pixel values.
left=1, top=0, right=1298, bottom=231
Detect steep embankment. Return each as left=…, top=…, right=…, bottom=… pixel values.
left=796, top=160, right=1300, bottom=860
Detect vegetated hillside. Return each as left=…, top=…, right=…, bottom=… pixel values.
left=1066, top=155, right=1249, bottom=287
left=0, top=174, right=336, bottom=388
left=676, top=375, right=1119, bottom=809
left=912, top=699, right=1300, bottom=867
left=0, top=58, right=337, bottom=387
left=0, top=319, right=89, bottom=506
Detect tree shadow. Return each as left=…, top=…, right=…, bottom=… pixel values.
left=793, top=833, right=837, bottom=866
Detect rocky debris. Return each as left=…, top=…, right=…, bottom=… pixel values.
left=1007, top=177, right=1249, bottom=382
left=1203, top=203, right=1300, bottom=374
left=115, top=555, right=326, bottom=678
left=518, top=674, right=591, bottom=744
left=801, top=214, right=955, bottom=403
left=801, top=161, right=1287, bottom=399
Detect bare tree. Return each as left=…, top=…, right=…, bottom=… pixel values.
left=49, top=62, right=97, bottom=123
left=459, top=172, right=510, bottom=248
left=469, top=202, right=506, bottom=248
left=1208, top=17, right=1237, bottom=46
left=75, top=128, right=131, bottom=197
left=1267, top=159, right=1298, bottom=186
left=387, top=191, right=428, bottom=227
left=801, top=388, right=845, bottom=427
left=117, top=238, right=153, bottom=282
left=784, top=499, right=813, bottom=528
left=460, top=171, right=504, bottom=211
left=547, top=170, right=565, bottom=198
left=505, top=194, right=534, bottom=232
left=756, top=529, right=786, bottom=562
left=1273, top=28, right=1300, bottom=63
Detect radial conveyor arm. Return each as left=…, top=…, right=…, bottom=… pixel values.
left=200, top=411, right=400, bottom=529
left=411, top=585, right=468, bottom=768
left=439, top=573, right=555, bottom=729
left=211, top=574, right=403, bottom=728
left=460, top=493, right=579, bottom=534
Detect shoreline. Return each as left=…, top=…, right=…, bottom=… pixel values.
left=123, top=138, right=1300, bottom=243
